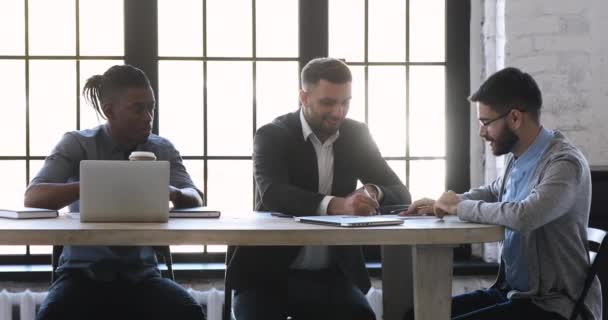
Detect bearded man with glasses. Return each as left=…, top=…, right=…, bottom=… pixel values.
left=403, top=67, right=601, bottom=320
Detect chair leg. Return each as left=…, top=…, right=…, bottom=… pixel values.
left=165, top=252, right=175, bottom=281
left=50, top=246, right=63, bottom=284
left=223, top=288, right=232, bottom=320
left=153, top=246, right=175, bottom=281
left=223, top=247, right=234, bottom=320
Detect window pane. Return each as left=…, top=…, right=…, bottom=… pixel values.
left=347, top=65, right=365, bottom=123
left=0, top=0, right=25, bottom=55
left=79, top=59, right=124, bottom=130
left=256, top=61, right=298, bottom=129
left=158, top=0, right=203, bottom=57
left=29, top=160, right=45, bottom=183
left=182, top=160, right=205, bottom=195
left=410, top=66, right=445, bottom=157
left=329, top=0, right=364, bottom=62
left=170, top=245, right=204, bottom=253
left=368, top=66, right=406, bottom=156
left=256, top=0, right=298, bottom=57
left=30, top=60, right=76, bottom=156
left=0, top=60, right=26, bottom=156
left=207, top=160, right=252, bottom=213
left=30, top=245, right=52, bottom=254
left=409, top=0, right=445, bottom=62
left=159, top=61, right=205, bottom=155
left=207, top=245, right=227, bottom=253
left=29, top=0, right=76, bottom=55
left=368, top=0, right=406, bottom=62
left=79, top=0, right=124, bottom=56
left=409, top=159, right=445, bottom=200
left=0, top=161, right=26, bottom=209
left=0, top=246, right=26, bottom=255
left=207, top=0, right=252, bottom=57
left=387, top=160, right=406, bottom=186
left=207, top=61, right=252, bottom=156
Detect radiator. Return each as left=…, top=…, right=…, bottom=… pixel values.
left=0, top=287, right=383, bottom=320
left=366, top=287, right=383, bottom=319
left=0, top=290, right=46, bottom=320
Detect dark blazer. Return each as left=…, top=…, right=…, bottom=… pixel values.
left=226, top=110, right=411, bottom=292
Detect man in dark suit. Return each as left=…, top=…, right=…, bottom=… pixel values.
left=227, top=57, right=411, bottom=320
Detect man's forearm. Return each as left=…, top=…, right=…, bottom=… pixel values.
left=172, top=187, right=203, bottom=208
left=24, top=183, right=79, bottom=210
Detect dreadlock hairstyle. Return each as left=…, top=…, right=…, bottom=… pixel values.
left=82, top=64, right=151, bottom=119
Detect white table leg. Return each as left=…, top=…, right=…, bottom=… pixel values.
left=413, top=245, right=454, bottom=320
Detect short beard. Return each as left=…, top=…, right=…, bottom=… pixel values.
left=305, top=103, right=338, bottom=140
left=492, top=126, right=519, bottom=156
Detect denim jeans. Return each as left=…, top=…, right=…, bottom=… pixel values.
left=451, top=288, right=567, bottom=320
left=36, top=269, right=205, bottom=320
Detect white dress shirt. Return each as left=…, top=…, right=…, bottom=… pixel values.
left=290, top=110, right=339, bottom=270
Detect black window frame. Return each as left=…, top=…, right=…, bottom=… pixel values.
left=0, top=0, right=470, bottom=276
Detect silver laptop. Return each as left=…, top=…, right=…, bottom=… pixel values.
left=80, top=160, right=170, bottom=222
left=296, top=215, right=404, bottom=227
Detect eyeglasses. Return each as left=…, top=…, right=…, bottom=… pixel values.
left=479, top=111, right=511, bottom=128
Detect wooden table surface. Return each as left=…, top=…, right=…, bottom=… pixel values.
left=0, top=212, right=503, bottom=246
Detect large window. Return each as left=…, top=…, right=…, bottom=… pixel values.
left=0, top=0, right=124, bottom=256
left=0, top=0, right=469, bottom=264
left=157, top=0, right=299, bottom=253
left=329, top=0, right=446, bottom=200
left=158, top=0, right=299, bottom=215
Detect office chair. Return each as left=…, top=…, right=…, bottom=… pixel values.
left=569, top=227, right=608, bottom=320
left=50, top=245, right=175, bottom=282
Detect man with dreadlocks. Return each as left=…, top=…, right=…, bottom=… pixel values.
left=25, top=64, right=205, bottom=320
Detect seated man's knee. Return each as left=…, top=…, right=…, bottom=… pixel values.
left=138, top=279, right=205, bottom=319
left=233, top=289, right=285, bottom=320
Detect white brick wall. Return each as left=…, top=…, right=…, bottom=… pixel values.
left=504, top=0, right=608, bottom=165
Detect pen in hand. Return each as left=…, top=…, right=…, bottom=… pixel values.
left=362, top=185, right=380, bottom=215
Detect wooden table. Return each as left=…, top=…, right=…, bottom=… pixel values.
left=0, top=212, right=503, bottom=320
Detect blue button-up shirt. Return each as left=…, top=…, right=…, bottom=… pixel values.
left=501, top=127, right=554, bottom=291
left=31, top=124, right=202, bottom=282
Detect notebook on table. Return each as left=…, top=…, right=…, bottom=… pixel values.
left=79, top=160, right=170, bottom=223
left=0, top=208, right=58, bottom=219
left=296, top=215, right=404, bottom=227
left=170, top=207, right=221, bottom=218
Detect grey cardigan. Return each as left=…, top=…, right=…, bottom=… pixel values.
left=457, top=131, right=601, bottom=320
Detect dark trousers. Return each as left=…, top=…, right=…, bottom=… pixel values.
left=233, top=269, right=376, bottom=320
left=451, top=288, right=567, bottom=320
left=36, top=270, right=205, bottom=320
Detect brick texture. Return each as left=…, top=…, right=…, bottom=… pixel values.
left=504, top=0, right=608, bottom=165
